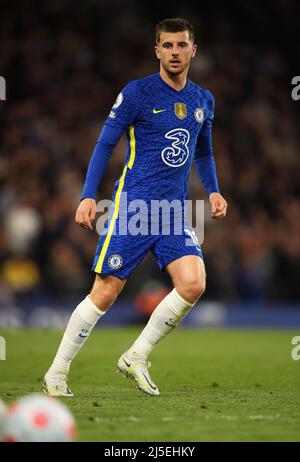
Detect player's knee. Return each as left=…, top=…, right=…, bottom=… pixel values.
left=89, top=274, right=125, bottom=310
left=189, top=280, right=206, bottom=302
left=196, top=279, right=206, bottom=299
left=89, top=285, right=119, bottom=310
left=177, top=278, right=206, bottom=303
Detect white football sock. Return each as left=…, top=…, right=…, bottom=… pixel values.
left=126, top=288, right=195, bottom=361
left=47, top=295, right=105, bottom=376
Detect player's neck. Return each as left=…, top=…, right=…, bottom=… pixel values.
left=159, top=68, right=188, bottom=92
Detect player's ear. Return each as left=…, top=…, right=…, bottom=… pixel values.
left=155, top=45, right=160, bottom=59
left=191, top=43, right=197, bottom=58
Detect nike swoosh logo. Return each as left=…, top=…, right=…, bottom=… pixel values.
left=165, top=321, right=177, bottom=328
left=79, top=330, right=89, bottom=338
left=153, top=109, right=166, bottom=114
left=142, top=372, right=157, bottom=390
left=123, top=357, right=131, bottom=368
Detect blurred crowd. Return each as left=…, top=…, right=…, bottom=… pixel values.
left=0, top=0, right=299, bottom=305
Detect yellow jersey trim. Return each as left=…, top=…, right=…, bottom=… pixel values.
left=128, top=125, right=136, bottom=169
left=94, top=125, right=136, bottom=273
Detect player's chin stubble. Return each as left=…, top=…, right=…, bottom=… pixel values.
left=162, top=60, right=188, bottom=75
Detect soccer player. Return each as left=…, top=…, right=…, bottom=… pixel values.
left=43, top=18, right=227, bottom=397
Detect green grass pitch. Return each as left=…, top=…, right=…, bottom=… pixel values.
left=1, top=327, right=300, bottom=442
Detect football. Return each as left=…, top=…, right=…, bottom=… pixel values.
left=1, top=393, right=76, bottom=442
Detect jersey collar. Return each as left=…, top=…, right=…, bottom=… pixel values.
left=157, top=72, right=190, bottom=96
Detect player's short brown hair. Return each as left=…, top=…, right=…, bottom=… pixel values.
left=155, top=18, right=195, bottom=44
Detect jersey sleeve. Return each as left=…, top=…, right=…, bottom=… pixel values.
left=193, top=90, right=220, bottom=195
left=80, top=124, right=124, bottom=200
left=104, top=80, right=141, bottom=131
left=80, top=81, right=141, bottom=200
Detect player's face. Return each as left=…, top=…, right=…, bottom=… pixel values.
left=155, top=31, right=197, bottom=75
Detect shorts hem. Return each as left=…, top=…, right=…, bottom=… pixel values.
left=92, top=269, right=132, bottom=280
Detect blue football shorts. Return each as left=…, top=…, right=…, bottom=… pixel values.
left=92, top=214, right=203, bottom=279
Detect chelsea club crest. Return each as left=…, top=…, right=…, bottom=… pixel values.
left=194, top=108, right=204, bottom=123
left=108, top=254, right=123, bottom=269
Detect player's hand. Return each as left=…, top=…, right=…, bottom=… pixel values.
left=209, top=192, right=228, bottom=220
left=75, top=198, right=96, bottom=231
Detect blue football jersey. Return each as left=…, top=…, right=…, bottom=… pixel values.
left=104, top=72, right=215, bottom=206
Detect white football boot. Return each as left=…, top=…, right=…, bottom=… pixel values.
left=43, top=373, right=74, bottom=397
left=117, top=353, right=160, bottom=396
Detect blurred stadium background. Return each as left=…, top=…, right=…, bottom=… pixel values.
left=0, top=0, right=300, bottom=329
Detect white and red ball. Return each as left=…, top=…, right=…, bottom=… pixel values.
left=1, top=393, right=76, bottom=442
